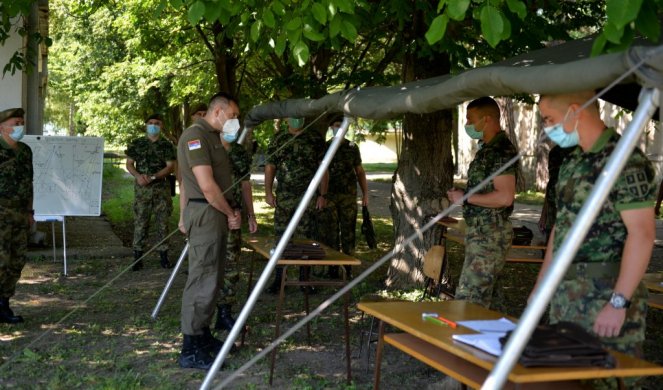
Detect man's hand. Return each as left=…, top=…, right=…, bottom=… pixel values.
left=593, top=304, right=626, bottom=338
left=316, top=196, right=326, bottom=209
left=178, top=218, right=186, bottom=234
left=248, top=216, right=258, bottom=233
left=136, top=174, right=151, bottom=187
left=362, top=193, right=368, bottom=206
left=446, top=188, right=465, bottom=205
left=228, top=210, right=241, bottom=230
left=266, top=192, right=276, bottom=207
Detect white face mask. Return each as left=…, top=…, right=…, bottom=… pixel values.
left=223, top=118, right=240, bottom=135
left=9, top=125, right=25, bottom=141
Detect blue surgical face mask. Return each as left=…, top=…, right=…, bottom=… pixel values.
left=288, top=117, right=305, bottom=129
left=464, top=117, right=484, bottom=140
left=223, top=132, right=238, bottom=143
left=544, top=109, right=579, bottom=148
left=9, top=125, right=25, bottom=141
left=146, top=124, right=160, bottom=136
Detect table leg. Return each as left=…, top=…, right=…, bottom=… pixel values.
left=241, top=250, right=257, bottom=347
left=269, top=265, right=288, bottom=385
left=372, top=320, right=385, bottom=390
left=304, top=277, right=311, bottom=344
left=342, top=269, right=352, bottom=383
left=439, top=228, right=455, bottom=299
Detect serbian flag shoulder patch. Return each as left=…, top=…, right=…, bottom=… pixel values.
left=187, top=139, right=202, bottom=150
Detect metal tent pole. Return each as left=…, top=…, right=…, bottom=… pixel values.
left=482, top=87, right=661, bottom=390
left=199, top=117, right=352, bottom=390
left=151, top=242, right=189, bottom=319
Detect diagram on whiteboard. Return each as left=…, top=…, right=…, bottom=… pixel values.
left=23, top=136, right=104, bottom=216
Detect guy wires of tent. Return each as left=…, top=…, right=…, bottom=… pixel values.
left=484, top=87, right=661, bottom=390
left=199, top=117, right=352, bottom=390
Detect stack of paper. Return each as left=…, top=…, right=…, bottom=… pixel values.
left=451, top=318, right=517, bottom=356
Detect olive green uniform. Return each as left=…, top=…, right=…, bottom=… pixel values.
left=551, top=128, right=655, bottom=358
left=177, top=119, right=235, bottom=335
left=0, top=138, right=33, bottom=298
left=125, top=136, right=176, bottom=253
left=455, top=131, right=517, bottom=311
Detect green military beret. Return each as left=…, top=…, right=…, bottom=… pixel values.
left=0, top=108, right=25, bottom=124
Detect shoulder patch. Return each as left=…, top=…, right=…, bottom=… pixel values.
left=187, top=139, right=201, bottom=150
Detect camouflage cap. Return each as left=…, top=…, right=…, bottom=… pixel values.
left=0, top=108, right=25, bottom=124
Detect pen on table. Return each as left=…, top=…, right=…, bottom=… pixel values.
left=435, top=315, right=457, bottom=328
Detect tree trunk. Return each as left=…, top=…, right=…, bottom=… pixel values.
left=386, top=49, right=454, bottom=289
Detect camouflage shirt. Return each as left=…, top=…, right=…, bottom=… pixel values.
left=554, top=128, right=655, bottom=263
left=463, top=131, right=518, bottom=223
left=125, top=136, right=176, bottom=175
left=327, top=139, right=362, bottom=196
left=266, top=129, right=325, bottom=196
left=0, top=138, right=33, bottom=209
left=228, top=143, right=252, bottom=207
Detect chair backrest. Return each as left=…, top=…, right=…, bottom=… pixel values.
left=423, top=245, right=445, bottom=282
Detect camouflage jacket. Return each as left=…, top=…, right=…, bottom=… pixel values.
left=0, top=138, right=33, bottom=209
left=327, top=139, right=362, bottom=197
left=228, top=143, right=251, bottom=207
left=554, top=128, right=655, bottom=263
left=463, top=131, right=518, bottom=223
left=125, top=136, right=176, bottom=175
left=266, top=129, right=325, bottom=196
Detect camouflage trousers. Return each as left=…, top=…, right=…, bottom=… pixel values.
left=132, top=182, right=172, bottom=252
left=550, top=277, right=648, bottom=389
left=0, top=206, right=29, bottom=298
left=274, top=193, right=316, bottom=239
left=455, top=219, right=512, bottom=312
left=217, top=228, right=242, bottom=307
left=327, top=194, right=358, bottom=255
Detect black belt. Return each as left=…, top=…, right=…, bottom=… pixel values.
left=188, top=198, right=208, bottom=204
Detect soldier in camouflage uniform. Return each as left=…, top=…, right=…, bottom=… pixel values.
left=215, top=129, right=258, bottom=331
left=324, top=117, right=368, bottom=279
left=265, top=117, right=327, bottom=293
left=534, top=92, right=655, bottom=388
left=125, top=114, right=177, bottom=271
left=538, top=145, right=573, bottom=244
left=0, top=108, right=32, bottom=324
left=447, top=97, right=517, bottom=311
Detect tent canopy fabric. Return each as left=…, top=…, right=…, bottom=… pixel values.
left=244, top=42, right=663, bottom=128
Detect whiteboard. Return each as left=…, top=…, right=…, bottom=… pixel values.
left=22, top=135, right=104, bottom=216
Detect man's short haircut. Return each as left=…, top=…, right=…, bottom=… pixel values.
left=145, top=113, right=163, bottom=123
left=209, top=92, right=237, bottom=110
left=539, top=91, right=599, bottom=114
left=467, top=96, right=501, bottom=121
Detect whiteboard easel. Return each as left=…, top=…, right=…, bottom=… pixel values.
left=34, top=215, right=67, bottom=275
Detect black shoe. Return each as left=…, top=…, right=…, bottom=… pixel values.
left=0, top=298, right=23, bottom=324
left=215, top=304, right=236, bottom=331
left=132, top=250, right=144, bottom=271
left=200, top=327, right=224, bottom=356
left=159, top=251, right=173, bottom=269
left=266, top=266, right=284, bottom=294
left=178, top=334, right=214, bottom=370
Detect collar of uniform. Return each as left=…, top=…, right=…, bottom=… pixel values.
left=0, top=135, right=11, bottom=150
left=485, top=130, right=506, bottom=146
left=194, top=117, right=218, bottom=133
left=588, top=127, right=615, bottom=154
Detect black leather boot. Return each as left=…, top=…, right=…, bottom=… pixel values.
left=159, top=251, right=173, bottom=269
left=215, top=304, right=236, bottom=331
left=178, top=334, right=214, bottom=369
left=132, top=250, right=144, bottom=271
left=200, top=326, right=225, bottom=356
left=0, top=297, right=23, bottom=324
left=299, top=266, right=316, bottom=294
left=266, top=266, right=284, bottom=294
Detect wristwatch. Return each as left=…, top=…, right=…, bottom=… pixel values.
left=609, top=292, right=631, bottom=309
left=150, top=175, right=156, bottom=181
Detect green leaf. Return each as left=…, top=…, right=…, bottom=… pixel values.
left=591, top=33, right=608, bottom=56
left=447, top=0, right=470, bottom=21
left=329, top=14, right=342, bottom=38
left=500, top=13, right=511, bottom=40
left=335, top=0, right=354, bottom=13
left=425, top=14, right=449, bottom=44
left=275, top=32, right=287, bottom=56
left=287, top=27, right=301, bottom=45
left=311, top=3, right=327, bottom=24
left=263, top=8, right=276, bottom=28
left=251, top=20, right=262, bottom=42
left=187, top=1, right=206, bottom=25
left=271, top=0, right=286, bottom=15
left=603, top=21, right=624, bottom=44
left=606, top=0, right=644, bottom=29
left=286, top=17, right=302, bottom=31
left=506, top=0, right=527, bottom=20
left=436, top=0, right=448, bottom=13
left=292, top=40, right=310, bottom=66
left=170, top=0, right=183, bottom=8
left=635, top=0, right=661, bottom=41
left=480, top=5, right=503, bottom=47
left=303, top=24, right=325, bottom=41
left=327, top=1, right=337, bottom=17
left=340, top=20, right=357, bottom=41
left=22, top=349, right=40, bottom=361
